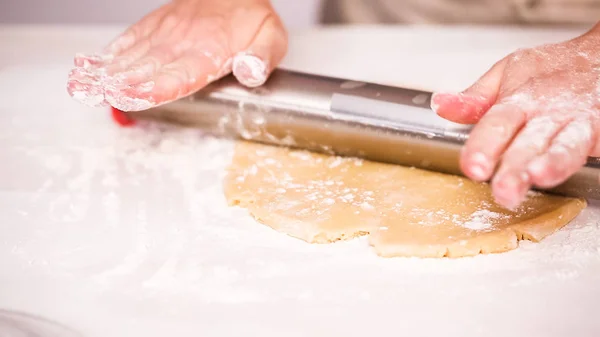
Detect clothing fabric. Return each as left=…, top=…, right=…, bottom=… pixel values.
left=321, top=0, right=600, bottom=25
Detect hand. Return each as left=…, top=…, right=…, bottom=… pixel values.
left=432, top=25, right=600, bottom=209
left=67, top=0, right=287, bottom=111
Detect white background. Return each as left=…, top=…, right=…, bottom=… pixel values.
left=0, top=0, right=323, bottom=29
left=1, top=23, right=599, bottom=337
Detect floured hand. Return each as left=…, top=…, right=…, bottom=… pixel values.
left=432, top=24, right=600, bottom=209
left=67, top=0, right=287, bottom=111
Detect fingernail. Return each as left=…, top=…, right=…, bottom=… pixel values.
left=527, top=154, right=567, bottom=188
left=105, top=85, right=155, bottom=111
left=430, top=92, right=455, bottom=114
left=218, top=57, right=234, bottom=77
left=469, top=164, right=487, bottom=181
left=106, top=34, right=135, bottom=54
left=430, top=93, right=441, bottom=113
left=74, top=52, right=114, bottom=68
left=67, top=80, right=106, bottom=107
left=232, top=52, right=268, bottom=88
left=105, top=73, right=130, bottom=88
left=137, top=81, right=155, bottom=93
left=68, top=67, right=102, bottom=84
left=467, top=152, right=491, bottom=181
left=527, top=157, right=547, bottom=178
left=493, top=172, right=530, bottom=210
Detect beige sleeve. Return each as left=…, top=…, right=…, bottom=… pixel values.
left=320, top=0, right=600, bottom=25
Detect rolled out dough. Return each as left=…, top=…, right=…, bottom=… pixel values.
left=224, top=141, right=587, bottom=258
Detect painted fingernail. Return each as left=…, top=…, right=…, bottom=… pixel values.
left=232, top=52, right=268, bottom=88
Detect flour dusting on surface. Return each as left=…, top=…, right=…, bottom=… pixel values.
left=3, top=28, right=600, bottom=337
left=461, top=210, right=506, bottom=231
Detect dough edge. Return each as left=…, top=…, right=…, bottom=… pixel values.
left=370, top=198, right=587, bottom=258
left=224, top=176, right=587, bottom=258
left=223, top=142, right=588, bottom=258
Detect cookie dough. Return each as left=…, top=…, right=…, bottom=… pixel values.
left=224, top=142, right=587, bottom=258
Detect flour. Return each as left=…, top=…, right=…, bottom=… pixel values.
left=105, top=94, right=153, bottom=111
left=71, top=90, right=105, bottom=107
left=232, top=51, right=268, bottom=88
left=460, top=210, right=506, bottom=231
left=4, top=65, right=600, bottom=312
left=203, top=50, right=223, bottom=68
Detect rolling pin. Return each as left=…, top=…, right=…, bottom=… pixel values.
left=118, top=69, right=600, bottom=200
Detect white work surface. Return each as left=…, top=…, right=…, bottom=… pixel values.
left=1, top=25, right=600, bottom=337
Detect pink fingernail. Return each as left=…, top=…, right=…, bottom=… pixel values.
left=232, top=52, right=268, bottom=88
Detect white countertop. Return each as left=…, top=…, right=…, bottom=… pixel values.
left=1, top=24, right=600, bottom=337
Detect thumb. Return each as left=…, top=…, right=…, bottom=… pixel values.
left=431, top=57, right=507, bottom=124
left=232, top=13, right=288, bottom=88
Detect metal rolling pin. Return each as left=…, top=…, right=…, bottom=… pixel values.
left=123, top=69, right=600, bottom=200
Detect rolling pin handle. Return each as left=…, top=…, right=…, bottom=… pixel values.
left=111, top=107, right=137, bottom=127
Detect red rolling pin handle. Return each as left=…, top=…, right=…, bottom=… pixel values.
left=110, top=107, right=136, bottom=127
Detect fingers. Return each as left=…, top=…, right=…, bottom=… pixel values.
left=104, top=4, right=172, bottom=56
left=590, top=121, right=600, bottom=157
left=102, top=39, right=155, bottom=78
left=73, top=5, right=170, bottom=68
left=73, top=52, right=114, bottom=69
left=432, top=57, right=508, bottom=124
left=460, top=104, right=527, bottom=182
left=68, top=2, right=287, bottom=111
left=490, top=116, right=572, bottom=209
left=105, top=48, right=226, bottom=110
left=527, top=118, right=596, bottom=188
left=232, top=13, right=288, bottom=87
left=68, top=40, right=154, bottom=107
left=105, top=41, right=187, bottom=87
left=105, top=80, right=156, bottom=111
left=66, top=67, right=108, bottom=107
left=68, top=4, right=174, bottom=107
